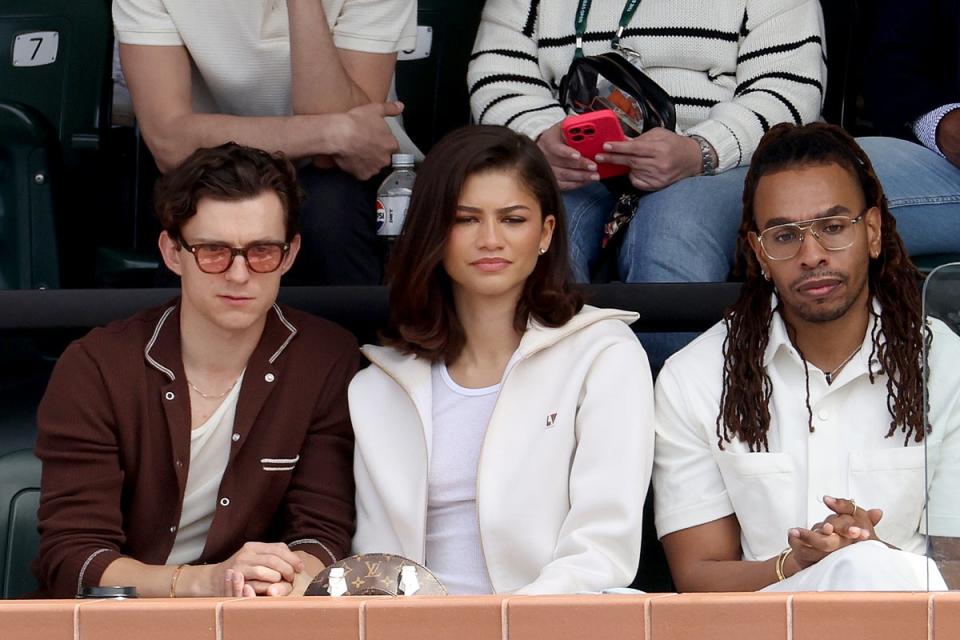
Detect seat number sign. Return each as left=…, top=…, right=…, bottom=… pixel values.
left=12, top=32, right=59, bottom=67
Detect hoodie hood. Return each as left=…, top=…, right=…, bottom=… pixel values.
left=360, top=305, right=638, bottom=382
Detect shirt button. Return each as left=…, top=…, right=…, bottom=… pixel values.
left=817, top=409, right=830, bottom=421
left=232, top=433, right=240, bottom=442
left=264, top=373, right=275, bottom=383
left=219, top=497, right=230, bottom=507
left=164, top=391, right=175, bottom=401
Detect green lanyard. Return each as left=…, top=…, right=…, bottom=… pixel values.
left=573, top=0, right=643, bottom=59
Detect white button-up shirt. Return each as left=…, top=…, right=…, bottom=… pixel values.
left=653, top=300, right=960, bottom=561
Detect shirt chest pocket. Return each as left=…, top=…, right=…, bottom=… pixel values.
left=849, top=445, right=926, bottom=546
left=715, top=451, right=798, bottom=560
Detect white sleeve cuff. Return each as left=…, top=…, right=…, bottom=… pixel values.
left=654, top=496, right=735, bottom=540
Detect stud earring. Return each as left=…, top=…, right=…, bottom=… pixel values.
left=761, top=268, right=770, bottom=281
left=539, top=247, right=547, bottom=255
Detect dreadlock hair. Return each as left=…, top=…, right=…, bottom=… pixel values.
left=717, top=122, right=927, bottom=452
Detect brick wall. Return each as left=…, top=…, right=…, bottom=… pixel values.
left=2, top=592, right=959, bottom=640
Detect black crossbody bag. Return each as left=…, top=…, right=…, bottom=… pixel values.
left=557, top=0, right=676, bottom=281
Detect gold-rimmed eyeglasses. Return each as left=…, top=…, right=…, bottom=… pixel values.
left=754, top=208, right=868, bottom=261
left=178, top=239, right=290, bottom=274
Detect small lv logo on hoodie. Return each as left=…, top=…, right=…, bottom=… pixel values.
left=545, top=412, right=557, bottom=428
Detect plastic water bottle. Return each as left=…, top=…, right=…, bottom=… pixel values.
left=398, top=565, right=420, bottom=596
left=376, top=154, right=416, bottom=238
left=327, top=567, right=348, bottom=597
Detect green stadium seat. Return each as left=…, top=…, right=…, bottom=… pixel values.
left=0, top=0, right=114, bottom=289
left=395, top=0, right=486, bottom=152
left=0, top=0, right=112, bottom=171
left=0, top=103, right=59, bottom=289
left=0, top=449, right=41, bottom=599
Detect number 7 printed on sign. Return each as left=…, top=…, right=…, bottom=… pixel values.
left=12, top=31, right=59, bottom=67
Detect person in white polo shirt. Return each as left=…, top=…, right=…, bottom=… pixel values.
left=653, top=122, right=960, bottom=592
left=113, top=0, right=416, bottom=285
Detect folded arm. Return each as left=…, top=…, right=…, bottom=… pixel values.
left=287, top=0, right=398, bottom=113
left=119, top=43, right=401, bottom=178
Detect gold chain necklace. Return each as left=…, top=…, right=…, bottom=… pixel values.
left=824, top=345, right=862, bottom=385
left=187, top=377, right=239, bottom=400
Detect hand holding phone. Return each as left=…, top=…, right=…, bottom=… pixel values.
left=561, top=110, right=628, bottom=179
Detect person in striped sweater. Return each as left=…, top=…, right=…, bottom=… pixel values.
left=468, top=0, right=827, bottom=284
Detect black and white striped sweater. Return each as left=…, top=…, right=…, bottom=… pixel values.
left=468, top=0, right=826, bottom=172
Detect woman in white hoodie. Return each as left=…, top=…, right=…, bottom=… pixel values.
left=349, top=125, right=655, bottom=594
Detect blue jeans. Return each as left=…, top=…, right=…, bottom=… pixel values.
left=563, top=136, right=960, bottom=284
left=564, top=168, right=749, bottom=283
left=859, top=137, right=960, bottom=255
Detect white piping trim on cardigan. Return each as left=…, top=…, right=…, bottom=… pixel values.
left=77, top=548, right=112, bottom=596
left=260, top=455, right=300, bottom=464
left=288, top=538, right=338, bottom=565
left=268, top=304, right=298, bottom=364
left=144, top=305, right=178, bottom=381
left=262, top=466, right=296, bottom=471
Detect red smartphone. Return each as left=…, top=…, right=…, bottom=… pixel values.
left=561, top=110, right=628, bottom=179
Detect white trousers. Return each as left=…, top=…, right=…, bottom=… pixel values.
left=760, top=541, right=947, bottom=592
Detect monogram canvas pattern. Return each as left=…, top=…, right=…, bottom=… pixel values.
left=305, top=553, right=447, bottom=596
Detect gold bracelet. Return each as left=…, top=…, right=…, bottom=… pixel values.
left=775, top=548, right=793, bottom=582
left=169, top=564, right=186, bottom=598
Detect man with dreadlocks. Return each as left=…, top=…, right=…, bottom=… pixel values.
left=652, top=122, right=960, bottom=591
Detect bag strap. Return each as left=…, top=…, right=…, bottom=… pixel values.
left=574, top=0, right=643, bottom=59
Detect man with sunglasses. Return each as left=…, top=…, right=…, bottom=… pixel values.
left=652, top=123, right=960, bottom=591
left=34, top=143, right=359, bottom=598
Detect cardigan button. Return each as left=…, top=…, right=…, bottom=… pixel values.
left=232, top=433, right=240, bottom=442
left=169, top=525, right=177, bottom=533
left=219, top=497, right=230, bottom=507
left=164, top=391, right=175, bottom=401
left=264, top=373, right=275, bottom=383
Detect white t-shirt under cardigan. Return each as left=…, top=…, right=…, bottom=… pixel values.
left=167, top=374, right=244, bottom=566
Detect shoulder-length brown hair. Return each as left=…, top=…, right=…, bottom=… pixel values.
left=381, top=125, right=583, bottom=362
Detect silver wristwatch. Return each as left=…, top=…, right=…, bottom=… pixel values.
left=689, top=134, right=716, bottom=176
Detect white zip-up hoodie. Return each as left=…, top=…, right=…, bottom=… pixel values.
left=349, top=305, right=655, bottom=594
